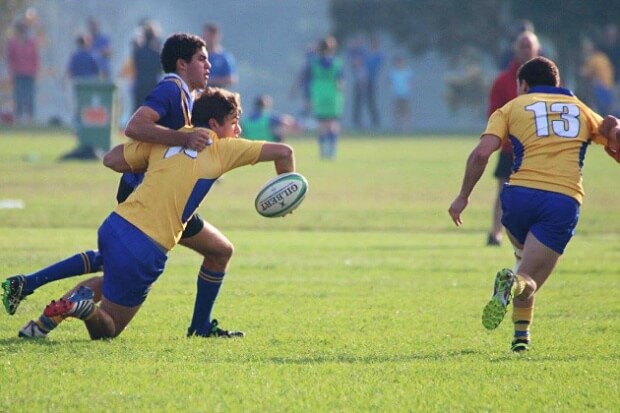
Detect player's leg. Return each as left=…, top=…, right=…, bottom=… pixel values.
left=18, top=276, right=104, bottom=338
left=509, top=231, right=561, bottom=352
left=2, top=250, right=103, bottom=315
left=179, top=216, right=243, bottom=338
left=488, top=152, right=511, bottom=246
left=85, top=297, right=141, bottom=340
left=317, top=120, right=329, bottom=159
left=482, top=185, right=532, bottom=331
left=325, top=119, right=340, bottom=159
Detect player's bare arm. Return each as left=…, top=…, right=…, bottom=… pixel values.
left=599, top=115, right=620, bottom=162
left=449, top=134, right=501, bottom=226
left=258, top=143, right=295, bottom=174
left=102, top=144, right=131, bottom=172
left=125, top=107, right=212, bottom=152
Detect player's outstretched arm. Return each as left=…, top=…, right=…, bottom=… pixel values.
left=258, top=143, right=295, bottom=175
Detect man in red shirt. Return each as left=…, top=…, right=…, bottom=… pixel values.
left=6, top=19, right=39, bottom=124
left=486, top=31, right=541, bottom=246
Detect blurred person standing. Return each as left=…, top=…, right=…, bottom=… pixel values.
left=6, top=19, right=39, bottom=125
left=132, top=20, right=163, bottom=111
left=599, top=23, right=620, bottom=85
left=303, top=35, right=344, bottom=160
left=61, top=33, right=100, bottom=160
left=202, top=23, right=238, bottom=88
left=486, top=31, right=541, bottom=246
left=365, top=35, right=383, bottom=129
left=388, top=54, right=414, bottom=132
left=87, top=17, right=112, bottom=80
left=581, top=38, right=615, bottom=116
left=241, top=94, right=299, bottom=142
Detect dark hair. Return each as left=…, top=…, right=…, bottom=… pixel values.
left=254, top=94, right=273, bottom=110
left=160, top=32, right=206, bottom=74
left=517, top=56, right=560, bottom=87
left=192, top=87, right=242, bottom=127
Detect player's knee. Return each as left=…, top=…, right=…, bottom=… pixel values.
left=217, top=241, right=234, bottom=262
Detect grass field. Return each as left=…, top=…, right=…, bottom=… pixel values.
left=0, top=129, right=618, bottom=412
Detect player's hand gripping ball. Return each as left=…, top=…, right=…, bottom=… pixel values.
left=255, top=172, right=308, bottom=217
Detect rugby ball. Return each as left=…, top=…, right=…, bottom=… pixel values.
left=255, top=172, right=308, bottom=217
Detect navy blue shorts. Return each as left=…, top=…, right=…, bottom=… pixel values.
left=98, top=212, right=168, bottom=307
left=500, top=185, right=580, bottom=254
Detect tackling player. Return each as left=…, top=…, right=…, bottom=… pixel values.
left=18, top=87, right=296, bottom=340
left=448, top=56, right=620, bottom=352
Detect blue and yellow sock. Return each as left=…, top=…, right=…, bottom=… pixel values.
left=23, top=250, right=103, bottom=293
left=189, top=267, right=225, bottom=335
left=34, top=313, right=64, bottom=334
left=512, top=306, right=533, bottom=343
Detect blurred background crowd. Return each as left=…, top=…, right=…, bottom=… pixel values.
left=1, top=0, right=619, bottom=134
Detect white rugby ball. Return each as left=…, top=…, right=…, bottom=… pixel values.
left=255, top=172, right=308, bottom=218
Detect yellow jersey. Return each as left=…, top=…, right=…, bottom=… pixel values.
left=484, top=86, right=609, bottom=204
left=115, top=127, right=264, bottom=250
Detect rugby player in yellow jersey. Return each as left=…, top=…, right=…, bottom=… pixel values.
left=448, top=57, right=620, bottom=352
left=22, top=87, right=296, bottom=340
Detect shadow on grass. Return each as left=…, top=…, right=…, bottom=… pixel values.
left=0, top=336, right=104, bottom=349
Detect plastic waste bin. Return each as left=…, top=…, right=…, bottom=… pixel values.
left=74, top=79, right=117, bottom=152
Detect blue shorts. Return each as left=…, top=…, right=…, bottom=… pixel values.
left=98, top=212, right=168, bottom=307
left=500, top=185, right=580, bottom=254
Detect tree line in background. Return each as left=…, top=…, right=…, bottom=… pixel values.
left=330, top=0, right=619, bottom=80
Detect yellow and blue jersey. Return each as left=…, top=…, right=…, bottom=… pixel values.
left=115, top=127, right=264, bottom=250
left=484, top=85, right=609, bottom=204
left=120, top=75, right=193, bottom=193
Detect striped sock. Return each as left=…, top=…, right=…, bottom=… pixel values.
left=512, top=306, right=534, bottom=343
left=188, top=267, right=225, bottom=335
left=23, top=250, right=103, bottom=293
left=35, top=313, right=65, bottom=334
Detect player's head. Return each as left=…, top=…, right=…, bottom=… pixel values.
left=513, top=31, right=540, bottom=64
left=192, top=87, right=242, bottom=138
left=160, top=32, right=207, bottom=74
left=318, top=35, right=337, bottom=55
left=517, top=56, right=560, bottom=89
left=254, top=95, right=273, bottom=112
left=202, top=22, right=221, bottom=50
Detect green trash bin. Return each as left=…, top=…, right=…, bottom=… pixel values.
left=74, top=79, right=117, bottom=153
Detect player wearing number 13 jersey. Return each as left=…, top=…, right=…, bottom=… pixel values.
left=485, top=80, right=606, bottom=205
left=449, top=56, right=620, bottom=352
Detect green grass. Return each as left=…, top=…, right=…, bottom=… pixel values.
left=0, top=130, right=618, bottom=412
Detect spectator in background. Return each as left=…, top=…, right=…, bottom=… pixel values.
left=498, top=19, right=536, bottom=70
left=486, top=31, right=540, bottom=246
left=6, top=19, right=39, bottom=125
left=241, top=94, right=299, bottom=142
left=65, top=34, right=99, bottom=82
left=202, top=22, right=238, bottom=88
left=87, top=17, right=112, bottom=80
left=347, top=33, right=368, bottom=130
left=304, top=35, right=344, bottom=160
left=599, top=23, right=620, bottom=84
left=61, top=34, right=100, bottom=160
left=365, top=35, right=383, bottom=129
left=350, top=52, right=369, bottom=130
left=581, top=38, right=615, bottom=116
left=289, top=42, right=316, bottom=130
left=388, top=54, right=414, bottom=133
left=132, top=20, right=162, bottom=111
